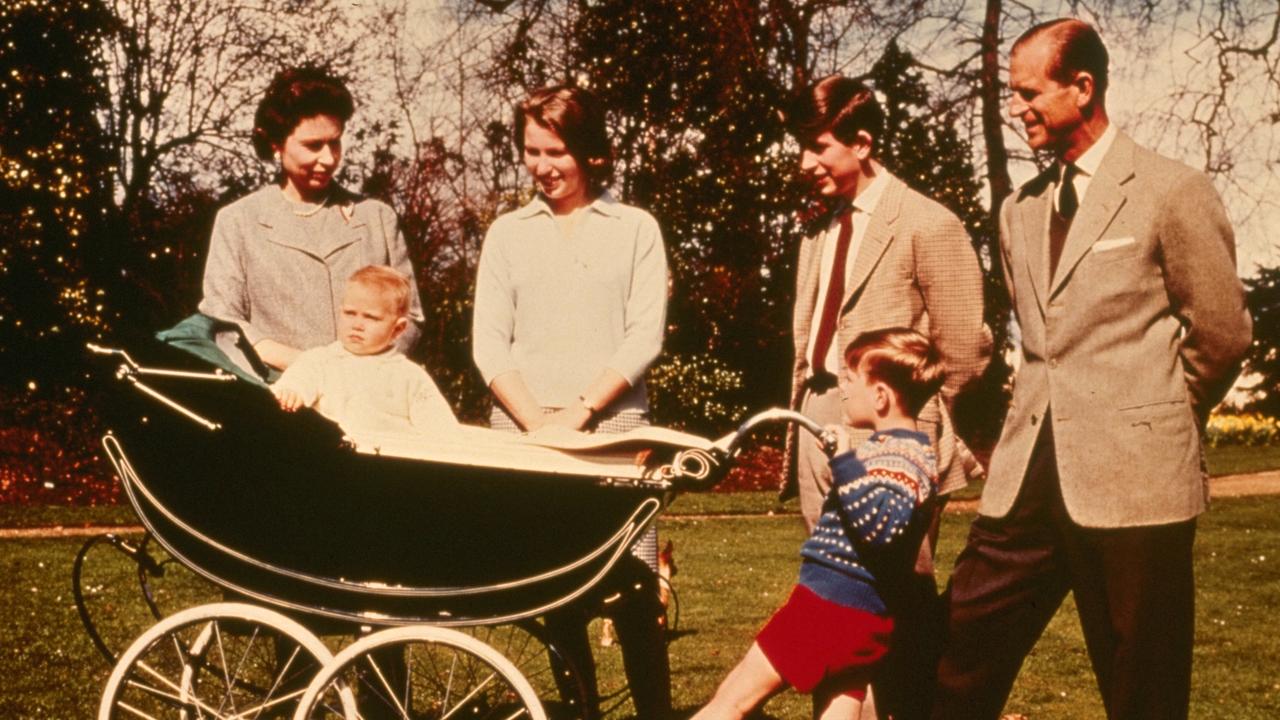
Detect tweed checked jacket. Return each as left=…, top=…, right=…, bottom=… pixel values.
left=981, top=132, right=1252, bottom=527
left=782, top=171, right=991, bottom=497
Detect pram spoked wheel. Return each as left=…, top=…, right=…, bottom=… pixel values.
left=295, top=625, right=546, bottom=720
left=98, top=602, right=340, bottom=720
left=462, top=621, right=590, bottom=719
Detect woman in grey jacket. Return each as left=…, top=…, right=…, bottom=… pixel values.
left=199, top=66, right=422, bottom=370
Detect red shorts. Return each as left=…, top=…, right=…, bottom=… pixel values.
left=756, top=584, right=894, bottom=698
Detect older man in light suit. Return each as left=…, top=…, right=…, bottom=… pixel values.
left=782, top=75, right=990, bottom=720
left=931, top=19, right=1253, bottom=720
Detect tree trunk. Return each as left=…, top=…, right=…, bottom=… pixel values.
left=979, top=0, right=1011, bottom=215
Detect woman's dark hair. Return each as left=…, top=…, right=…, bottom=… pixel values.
left=514, top=85, right=613, bottom=190
left=252, top=65, right=354, bottom=161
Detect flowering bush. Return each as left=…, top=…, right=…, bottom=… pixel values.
left=0, top=388, right=119, bottom=505
left=1205, top=412, right=1280, bottom=448
left=719, top=445, right=785, bottom=492
left=647, top=353, right=751, bottom=436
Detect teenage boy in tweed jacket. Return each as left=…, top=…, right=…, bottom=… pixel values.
left=782, top=74, right=991, bottom=719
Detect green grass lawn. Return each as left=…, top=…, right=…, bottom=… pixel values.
left=941, top=442, right=1280, bottom=502
left=1204, top=443, right=1280, bottom=477
left=3, top=496, right=1279, bottom=718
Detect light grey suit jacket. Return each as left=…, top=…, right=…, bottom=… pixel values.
left=199, top=185, right=424, bottom=355
left=783, top=171, right=991, bottom=496
left=982, top=131, right=1253, bottom=527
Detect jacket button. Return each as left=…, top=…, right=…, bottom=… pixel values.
left=1049, top=358, right=1059, bottom=369
left=1031, top=414, right=1038, bottom=425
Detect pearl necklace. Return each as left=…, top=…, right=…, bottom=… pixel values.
left=287, top=190, right=333, bottom=217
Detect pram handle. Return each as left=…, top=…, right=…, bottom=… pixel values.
left=668, top=408, right=838, bottom=492
left=722, top=408, right=838, bottom=457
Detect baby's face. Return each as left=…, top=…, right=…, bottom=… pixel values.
left=337, top=282, right=406, bottom=355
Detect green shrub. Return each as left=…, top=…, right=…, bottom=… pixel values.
left=646, top=353, right=750, bottom=435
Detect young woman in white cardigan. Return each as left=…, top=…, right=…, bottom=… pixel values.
left=472, top=84, right=671, bottom=719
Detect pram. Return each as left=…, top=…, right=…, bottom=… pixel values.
left=78, top=318, right=834, bottom=719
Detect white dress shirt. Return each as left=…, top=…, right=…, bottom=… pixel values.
left=1057, top=122, right=1118, bottom=212
left=806, top=172, right=890, bottom=374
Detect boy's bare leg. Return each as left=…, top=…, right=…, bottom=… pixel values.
left=854, top=687, right=876, bottom=719
left=813, top=675, right=868, bottom=720
left=818, top=693, right=864, bottom=720
left=691, top=643, right=785, bottom=720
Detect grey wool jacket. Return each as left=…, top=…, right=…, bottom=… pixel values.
left=199, top=184, right=423, bottom=355
left=982, top=131, right=1251, bottom=527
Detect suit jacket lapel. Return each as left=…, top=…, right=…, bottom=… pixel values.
left=1020, top=188, right=1051, bottom=317
left=258, top=202, right=366, bottom=261
left=793, top=225, right=824, bottom=359
left=321, top=203, right=365, bottom=259
left=842, top=173, right=902, bottom=309
left=1049, top=134, right=1135, bottom=298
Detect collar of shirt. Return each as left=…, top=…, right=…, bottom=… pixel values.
left=1058, top=122, right=1117, bottom=211
left=806, top=172, right=889, bottom=375
left=513, top=189, right=623, bottom=220
left=327, top=341, right=402, bottom=363
left=849, top=170, right=889, bottom=216
left=870, top=427, right=932, bottom=445
left=256, top=183, right=360, bottom=228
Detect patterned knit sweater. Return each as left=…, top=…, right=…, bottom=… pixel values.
left=798, top=428, right=938, bottom=614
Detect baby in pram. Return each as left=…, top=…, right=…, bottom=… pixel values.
left=268, top=265, right=712, bottom=476
left=272, top=265, right=459, bottom=436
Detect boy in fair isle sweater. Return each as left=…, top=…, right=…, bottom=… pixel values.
left=693, top=327, right=944, bottom=720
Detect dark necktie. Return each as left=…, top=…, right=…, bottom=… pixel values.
left=811, top=210, right=854, bottom=375
left=1049, top=163, right=1078, bottom=277
left=1059, top=163, right=1079, bottom=220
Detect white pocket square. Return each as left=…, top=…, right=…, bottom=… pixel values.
left=1092, top=237, right=1136, bottom=252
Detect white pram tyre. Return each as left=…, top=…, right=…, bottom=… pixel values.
left=293, top=625, right=547, bottom=720
left=98, top=602, right=337, bottom=720
left=462, top=622, right=589, bottom=719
